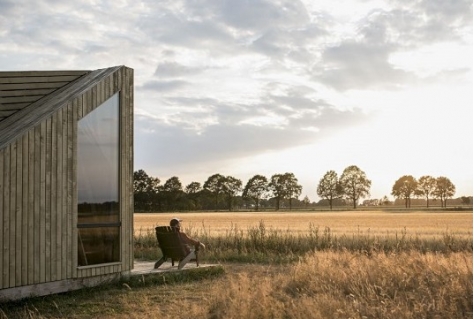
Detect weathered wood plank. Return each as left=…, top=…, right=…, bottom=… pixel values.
left=0, top=75, right=84, bottom=84
left=84, top=87, right=91, bottom=116
left=71, top=99, right=78, bottom=277
left=56, top=109, right=63, bottom=280
left=0, top=110, right=17, bottom=118
left=0, top=82, right=70, bottom=91
left=0, top=95, right=43, bottom=104
left=15, top=138, right=22, bottom=286
left=39, top=121, right=46, bottom=284
left=50, top=111, right=58, bottom=282
left=96, top=77, right=105, bottom=106
left=61, top=106, right=68, bottom=279
left=21, top=134, right=28, bottom=286
left=9, top=142, right=17, bottom=287
left=66, top=103, right=73, bottom=279
left=45, top=118, right=52, bottom=283
left=91, top=84, right=97, bottom=113
left=77, top=94, right=83, bottom=121
left=0, top=88, right=56, bottom=97
left=0, top=71, right=88, bottom=77
left=0, top=147, right=4, bottom=288
left=0, top=102, right=30, bottom=111
left=33, top=125, right=40, bottom=284
left=129, top=68, right=135, bottom=270
left=27, top=129, right=34, bottom=284
left=122, top=69, right=130, bottom=270
left=2, top=144, right=10, bottom=287
left=124, top=67, right=134, bottom=270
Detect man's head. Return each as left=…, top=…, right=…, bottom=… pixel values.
left=170, top=217, right=182, bottom=230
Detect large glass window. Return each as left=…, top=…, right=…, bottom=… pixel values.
left=77, top=93, right=120, bottom=266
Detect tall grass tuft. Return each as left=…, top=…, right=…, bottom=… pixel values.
left=135, top=221, right=473, bottom=263
left=206, top=251, right=473, bottom=319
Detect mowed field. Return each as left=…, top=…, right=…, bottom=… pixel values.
left=135, top=210, right=473, bottom=238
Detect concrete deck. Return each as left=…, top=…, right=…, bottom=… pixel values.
left=131, top=260, right=220, bottom=276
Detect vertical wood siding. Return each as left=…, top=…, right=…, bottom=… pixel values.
left=0, top=66, right=134, bottom=289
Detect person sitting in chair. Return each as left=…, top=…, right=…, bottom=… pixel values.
left=170, top=217, right=205, bottom=253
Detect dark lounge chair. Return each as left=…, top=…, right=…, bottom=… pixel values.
left=154, top=226, right=199, bottom=270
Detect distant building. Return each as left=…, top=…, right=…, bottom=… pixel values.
left=0, top=66, right=134, bottom=301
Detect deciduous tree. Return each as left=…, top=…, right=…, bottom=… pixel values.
left=203, top=174, right=226, bottom=210
left=269, top=173, right=302, bottom=210
left=284, top=173, right=302, bottom=210
left=185, top=182, right=202, bottom=210
left=302, top=195, right=310, bottom=209
left=433, top=176, right=456, bottom=208
left=222, top=176, right=243, bottom=211
left=340, top=165, right=371, bottom=209
left=162, top=176, right=183, bottom=210
left=269, top=174, right=286, bottom=210
left=417, top=175, right=436, bottom=208
left=317, top=170, right=341, bottom=210
left=391, top=175, right=418, bottom=208
left=133, top=169, right=160, bottom=211
left=243, top=175, right=269, bottom=211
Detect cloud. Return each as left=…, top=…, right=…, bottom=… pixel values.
left=212, top=0, right=310, bottom=31
left=154, top=62, right=204, bottom=77
left=140, top=80, right=190, bottom=92
left=316, top=41, right=413, bottom=91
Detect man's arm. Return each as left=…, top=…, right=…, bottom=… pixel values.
left=179, top=232, right=200, bottom=246
left=179, top=232, right=205, bottom=249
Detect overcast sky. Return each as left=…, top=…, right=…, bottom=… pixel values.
left=1, top=0, right=472, bottom=201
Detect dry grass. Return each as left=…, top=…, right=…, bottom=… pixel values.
left=3, top=252, right=471, bottom=319
left=204, top=251, right=473, bottom=319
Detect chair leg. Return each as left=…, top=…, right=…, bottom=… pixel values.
left=154, top=257, right=166, bottom=269
left=178, top=251, right=196, bottom=270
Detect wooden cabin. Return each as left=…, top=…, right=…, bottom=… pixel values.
left=0, top=66, right=134, bottom=301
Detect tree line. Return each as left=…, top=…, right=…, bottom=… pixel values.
left=133, top=165, right=467, bottom=212
left=316, top=167, right=461, bottom=209
left=133, top=170, right=304, bottom=212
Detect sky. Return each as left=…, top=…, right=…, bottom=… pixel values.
left=0, top=0, right=472, bottom=202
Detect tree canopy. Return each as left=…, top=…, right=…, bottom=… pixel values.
left=316, top=170, right=341, bottom=210
left=339, top=165, right=371, bottom=209
left=391, top=175, right=418, bottom=208
left=243, top=175, right=269, bottom=211
left=433, top=176, right=456, bottom=208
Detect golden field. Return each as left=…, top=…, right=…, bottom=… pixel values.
left=1, top=210, right=471, bottom=318
left=135, top=211, right=473, bottom=238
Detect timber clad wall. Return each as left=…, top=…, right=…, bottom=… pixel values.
left=0, top=66, right=134, bottom=291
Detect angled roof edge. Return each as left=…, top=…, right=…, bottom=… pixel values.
left=0, top=65, right=124, bottom=150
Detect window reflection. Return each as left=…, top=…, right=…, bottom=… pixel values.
left=77, top=93, right=120, bottom=266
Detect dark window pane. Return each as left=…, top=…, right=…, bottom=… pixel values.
left=77, top=93, right=120, bottom=266
left=78, top=227, right=120, bottom=266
